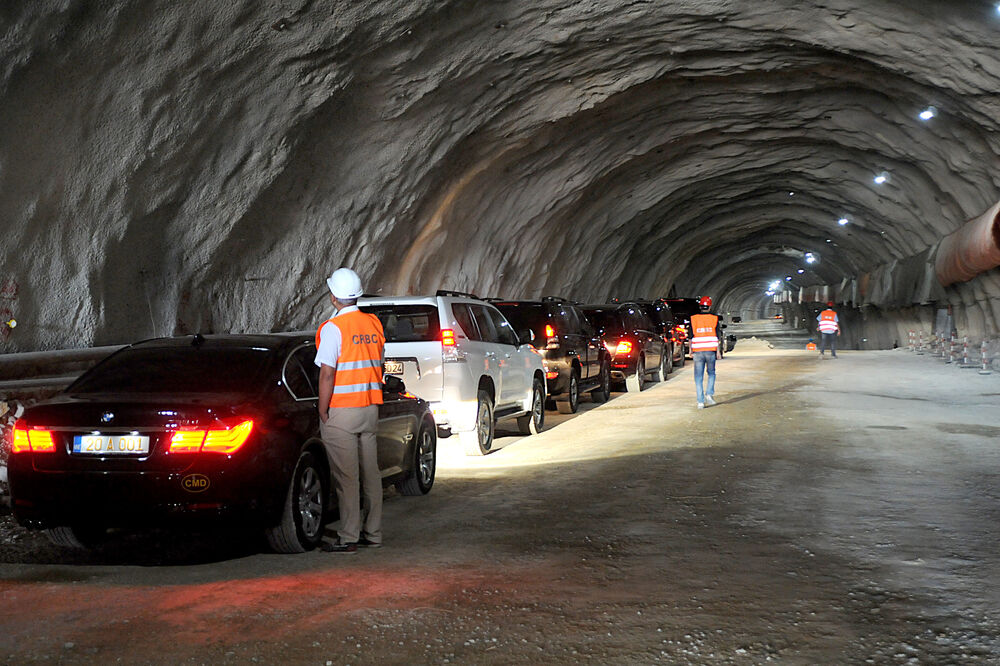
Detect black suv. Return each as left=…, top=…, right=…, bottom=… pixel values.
left=579, top=302, right=667, bottom=392
left=490, top=298, right=611, bottom=413
left=634, top=299, right=686, bottom=374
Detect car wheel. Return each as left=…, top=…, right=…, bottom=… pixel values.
left=665, top=348, right=674, bottom=375
left=650, top=352, right=665, bottom=383
left=517, top=377, right=545, bottom=435
left=556, top=369, right=580, bottom=414
left=44, top=525, right=104, bottom=549
left=676, top=348, right=685, bottom=368
left=591, top=361, right=611, bottom=403
left=396, top=419, right=436, bottom=496
left=461, top=390, right=495, bottom=456
left=266, top=450, right=328, bottom=553
left=625, top=355, right=644, bottom=392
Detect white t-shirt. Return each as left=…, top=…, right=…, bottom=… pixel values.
left=314, top=305, right=360, bottom=368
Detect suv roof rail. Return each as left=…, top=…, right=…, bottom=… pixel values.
left=436, top=289, right=480, bottom=299
left=482, top=297, right=504, bottom=302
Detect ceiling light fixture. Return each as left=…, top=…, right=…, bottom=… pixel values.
left=797, top=269, right=805, bottom=274
left=804, top=252, right=817, bottom=264
left=874, top=172, right=889, bottom=185
left=919, top=106, right=936, bottom=121
left=838, top=218, right=849, bottom=226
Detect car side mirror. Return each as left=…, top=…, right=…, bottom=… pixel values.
left=518, top=329, right=535, bottom=345
left=383, top=374, right=405, bottom=393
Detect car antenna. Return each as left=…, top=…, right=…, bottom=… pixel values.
left=192, top=333, right=205, bottom=347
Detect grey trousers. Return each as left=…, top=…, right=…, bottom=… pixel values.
left=321, top=405, right=382, bottom=544
left=819, top=332, right=838, bottom=356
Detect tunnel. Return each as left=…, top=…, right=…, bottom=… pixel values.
left=4, top=3, right=1000, bottom=663
left=1, top=1, right=999, bottom=353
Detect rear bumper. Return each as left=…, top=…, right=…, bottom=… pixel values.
left=10, top=460, right=287, bottom=531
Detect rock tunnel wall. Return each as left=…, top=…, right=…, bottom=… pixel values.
left=2, top=1, right=1000, bottom=353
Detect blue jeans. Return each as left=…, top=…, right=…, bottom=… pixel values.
left=693, top=351, right=716, bottom=403
left=820, top=333, right=837, bottom=357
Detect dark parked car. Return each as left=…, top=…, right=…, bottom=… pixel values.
left=635, top=299, right=686, bottom=373
left=8, top=333, right=436, bottom=553
left=490, top=297, right=611, bottom=412
left=579, top=302, right=667, bottom=392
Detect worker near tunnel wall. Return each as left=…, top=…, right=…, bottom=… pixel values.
left=690, top=296, right=721, bottom=409
left=817, top=301, right=841, bottom=358
left=315, top=267, right=386, bottom=553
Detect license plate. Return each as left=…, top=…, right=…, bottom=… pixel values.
left=73, top=434, right=150, bottom=455
left=384, top=360, right=404, bottom=375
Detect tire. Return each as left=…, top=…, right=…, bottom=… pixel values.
left=461, top=390, right=495, bottom=456
left=591, top=361, right=611, bottom=403
left=665, top=348, right=674, bottom=375
left=44, top=525, right=104, bottom=549
left=676, top=348, right=686, bottom=368
left=396, top=419, right=436, bottom=496
left=266, top=450, right=328, bottom=553
left=651, top=352, right=666, bottom=383
left=556, top=370, right=580, bottom=414
left=624, top=355, right=644, bottom=392
left=517, top=377, right=545, bottom=435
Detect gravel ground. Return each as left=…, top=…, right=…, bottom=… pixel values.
left=2, top=324, right=999, bottom=664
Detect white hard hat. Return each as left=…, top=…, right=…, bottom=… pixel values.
left=326, top=267, right=363, bottom=299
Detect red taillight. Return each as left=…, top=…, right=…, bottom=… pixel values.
left=544, top=324, right=555, bottom=338
left=545, top=370, right=558, bottom=380
left=11, top=422, right=56, bottom=453
left=169, top=420, right=254, bottom=455
left=11, top=422, right=30, bottom=454
left=615, top=340, right=633, bottom=355
left=441, top=329, right=456, bottom=346
left=202, top=420, right=254, bottom=454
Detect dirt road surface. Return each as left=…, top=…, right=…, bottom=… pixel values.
left=3, top=330, right=1000, bottom=664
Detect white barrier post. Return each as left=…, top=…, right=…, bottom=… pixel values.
left=908, top=330, right=915, bottom=352
left=980, top=340, right=993, bottom=375
left=946, top=334, right=956, bottom=364
left=916, top=331, right=925, bottom=355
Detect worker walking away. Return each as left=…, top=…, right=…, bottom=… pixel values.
left=315, top=267, right=386, bottom=553
left=817, top=301, right=841, bottom=358
left=806, top=339, right=817, bottom=351
left=690, top=296, right=721, bottom=409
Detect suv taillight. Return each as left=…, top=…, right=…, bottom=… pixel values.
left=544, top=324, right=559, bottom=348
left=169, top=419, right=254, bottom=454
left=441, top=329, right=456, bottom=346
left=615, top=340, right=633, bottom=355
left=11, top=421, right=56, bottom=454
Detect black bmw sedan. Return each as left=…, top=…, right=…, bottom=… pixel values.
left=7, top=333, right=436, bottom=553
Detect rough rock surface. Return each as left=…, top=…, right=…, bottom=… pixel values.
left=2, top=1, right=1000, bottom=351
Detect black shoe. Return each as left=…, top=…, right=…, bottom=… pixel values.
left=321, top=540, right=357, bottom=553
left=358, top=537, right=382, bottom=548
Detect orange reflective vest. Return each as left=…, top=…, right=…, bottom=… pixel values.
left=690, top=313, right=719, bottom=352
left=818, top=309, right=839, bottom=334
left=316, top=310, right=385, bottom=409
left=806, top=342, right=817, bottom=350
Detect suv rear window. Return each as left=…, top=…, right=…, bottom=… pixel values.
left=68, top=347, right=273, bottom=395
left=493, top=303, right=548, bottom=344
left=360, top=305, right=442, bottom=342
left=583, top=309, right=624, bottom=337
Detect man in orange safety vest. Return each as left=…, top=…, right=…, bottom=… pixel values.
left=315, top=267, right=385, bottom=553
left=690, top=296, right=722, bottom=409
left=817, top=301, right=841, bottom=359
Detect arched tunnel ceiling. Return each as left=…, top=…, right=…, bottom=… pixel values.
left=2, top=1, right=1000, bottom=349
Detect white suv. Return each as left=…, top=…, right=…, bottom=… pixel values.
left=359, top=291, right=546, bottom=455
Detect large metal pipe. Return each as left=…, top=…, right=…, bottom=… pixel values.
left=935, top=201, right=1000, bottom=287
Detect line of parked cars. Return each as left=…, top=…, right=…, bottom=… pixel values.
left=6, top=290, right=732, bottom=554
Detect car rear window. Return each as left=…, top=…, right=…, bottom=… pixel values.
left=68, top=347, right=273, bottom=395
left=582, top=309, right=623, bottom=337
left=360, top=305, right=442, bottom=342
left=493, top=303, right=548, bottom=343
